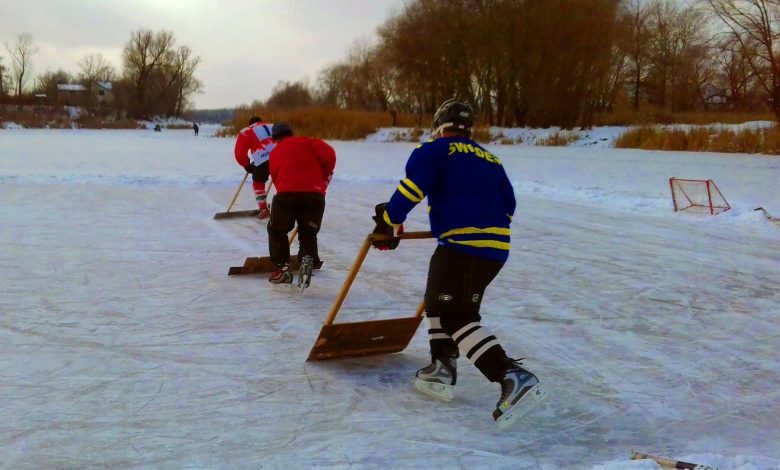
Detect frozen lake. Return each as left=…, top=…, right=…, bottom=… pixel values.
left=1, top=127, right=779, bottom=469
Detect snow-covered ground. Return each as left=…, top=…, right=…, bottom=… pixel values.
left=1, top=126, right=779, bottom=469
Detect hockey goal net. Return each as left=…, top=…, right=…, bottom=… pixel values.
left=669, top=177, right=730, bottom=215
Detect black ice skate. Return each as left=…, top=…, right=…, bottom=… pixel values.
left=298, top=255, right=314, bottom=290
left=414, top=356, right=457, bottom=401
left=492, top=362, right=546, bottom=429
left=269, top=262, right=293, bottom=284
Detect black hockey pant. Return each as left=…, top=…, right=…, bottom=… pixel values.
left=251, top=161, right=270, bottom=184
left=424, top=245, right=513, bottom=382
left=268, top=192, right=325, bottom=266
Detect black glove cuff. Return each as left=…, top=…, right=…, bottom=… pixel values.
left=372, top=203, right=390, bottom=228
left=372, top=202, right=400, bottom=249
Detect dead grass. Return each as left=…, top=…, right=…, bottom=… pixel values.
left=74, top=117, right=145, bottom=129
left=536, top=131, right=581, bottom=146
left=470, top=126, right=493, bottom=143
left=614, top=124, right=780, bottom=154
left=594, top=107, right=774, bottom=126
left=217, top=107, right=420, bottom=140
left=5, top=103, right=780, bottom=155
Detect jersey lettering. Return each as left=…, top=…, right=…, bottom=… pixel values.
left=447, top=142, right=502, bottom=165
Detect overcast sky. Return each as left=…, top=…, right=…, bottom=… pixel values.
left=1, top=0, right=405, bottom=109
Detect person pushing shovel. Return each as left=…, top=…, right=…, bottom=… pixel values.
left=371, top=98, right=546, bottom=428
left=234, top=116, right=275, bottom=219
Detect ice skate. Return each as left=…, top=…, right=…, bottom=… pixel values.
left=269, top=262, right=293, bottom=284
left=492, top=363, right=546, bottom=429
left=298, top=255, right=314, bottom=290
left=414, top=356, right=457, bottom=401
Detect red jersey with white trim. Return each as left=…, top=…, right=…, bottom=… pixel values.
left=270, top=136, right=336, bottom=195
left=234, top=121, right=275, bottom=167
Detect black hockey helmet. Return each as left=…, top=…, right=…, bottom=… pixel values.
left=272, top=122, right=293, bottom=140
left=248, top=116, right=262, bottom=125
left=432, top=98, right=474, bottom=136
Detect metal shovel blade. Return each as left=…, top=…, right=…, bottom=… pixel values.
left=228, top=257, right=323, bottom=276
left=213, top=209, right=260, bottom=220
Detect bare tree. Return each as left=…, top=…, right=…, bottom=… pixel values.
left=594, top=34, right=632, bottom=113
left=312, top=0, right=728, bottom=126
left=266, top=80, right=313, bottom=108
left=645, top=1, right=708, bottom=111
left=77, top=53, right=116, bottom=110
left=4, top=33, right=39, bottom=96
left=34, top=69, right=75, bottom=103
left=705, top=0, right=780, bottom=119
left=0, top=56, right=8, bottom=98
left=78, top=52, right=116, bottom=83
left=316, top=39, right=398, bottom=113
left=714, top=31, right=760, bottom=109
left=166, top=45, right=202, bottom=116
left=119, top=31, right=201, bottom=117
left=622, top=0, right=653, bottom=109
left=121, top=29, right=175, bottom=117
left=146, top=45, right=202, bottom=116
left=316, top=62, right=355, bottom=108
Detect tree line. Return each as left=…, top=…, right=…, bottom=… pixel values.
left=1, top=29, right=201, bottom=118
left=5, top=1, right=779, bottom=128
left=263, top=0, right=780, bottom=128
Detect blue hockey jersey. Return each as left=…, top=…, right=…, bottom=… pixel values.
left=383, top=135, right=516, bottom=262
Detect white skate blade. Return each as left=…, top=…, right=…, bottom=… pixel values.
left=495, top=383, right=547, bottom=429
left=414, top=379, right=455, bottom=402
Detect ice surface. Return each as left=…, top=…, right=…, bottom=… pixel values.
left=1, top=126, right=778, bottom=469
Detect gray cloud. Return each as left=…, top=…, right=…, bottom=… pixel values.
left=1, top=0, right=403, bottom=108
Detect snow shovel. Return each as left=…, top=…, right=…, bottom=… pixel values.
left=306, top=230, right=433, bottom=362
left=755, top=206, right=780, bottom=225
left=214, top=177, right=274, bottom=219
left=227, top=227, right=323, bottom=275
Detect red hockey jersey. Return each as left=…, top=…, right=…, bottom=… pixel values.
left=269, top=136, right=336, bottom=195
left=234, top=121, right=275, bottom=167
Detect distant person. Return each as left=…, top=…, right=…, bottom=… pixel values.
left=371, top=98, right=546, bottom=428
left=193, top=122, right=199, bottom=136
left=267, top=122, right=336, bottom=289
left=234, top=116, right=275, bottom=219
left=154, top=123, right=161, bottom=132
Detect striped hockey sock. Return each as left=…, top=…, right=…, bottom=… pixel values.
left=252, top=181, right=267, bottom=210
left=451, top=321, right=507, bottom=382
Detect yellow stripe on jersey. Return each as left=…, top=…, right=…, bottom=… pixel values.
left=383, top=211, right=401, bottom=227
left=401, top=178, right=425, bottom=200
left=397, top=185, right=422, bottom=203
left=397, top=184, right=423, bottom=203
left=439, top=226, right=511, bottom=238
left=446, top=239, right=511, bottom=250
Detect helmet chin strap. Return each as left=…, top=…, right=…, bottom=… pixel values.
left=432, top=122, right=471, bottom=137
left=432, top=122, right=453, bottom=137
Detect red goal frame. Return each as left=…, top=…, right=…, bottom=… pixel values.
left=669, top=177, right=731, bottom=215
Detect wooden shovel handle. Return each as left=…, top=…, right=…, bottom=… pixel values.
left=324, top=231, right=433, bottom=326
left=414, top=300, right=425, bottom=318
left=289, top=226, right=298, bottom=245
left=227, top=175, right=275, bottom=214
left=225, top=173, right=249, bottom=213
left=369, top=230, right=432, bottom=241
left=324, top=235, right=373, bottom=326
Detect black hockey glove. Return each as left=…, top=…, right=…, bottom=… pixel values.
left=372, top=202, right=403, bottom=250
left=244, top=163, right=257, bottom=174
